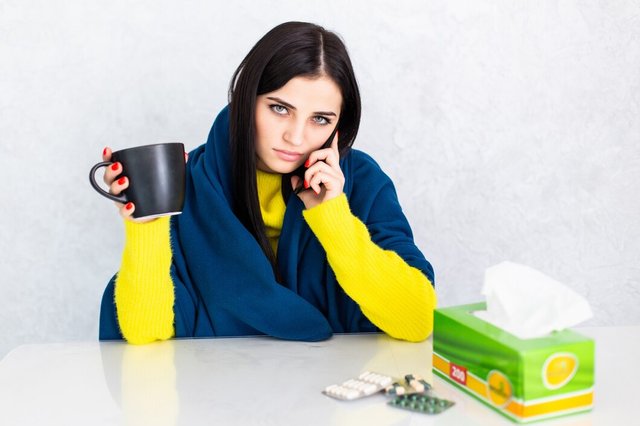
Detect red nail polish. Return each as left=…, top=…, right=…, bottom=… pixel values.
left=117, top=177, right=126, bottom=185
left=125, top=202, right=133, bottom=210
left=305, top=159, right=310, bottom=168
left=111, top=162, right=119, bottom=171
left=103, top=147, right=107, bottom=157
left=304, top=180, right=309, bottom=189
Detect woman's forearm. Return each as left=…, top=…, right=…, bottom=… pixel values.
left=303, top=194, right=436, bottom=342
left=115, top=217, right=175, bottom=344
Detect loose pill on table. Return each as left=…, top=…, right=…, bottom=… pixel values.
left=404, top=374, right=432, bottom=393
left=385, top=382, right=405, bottom=396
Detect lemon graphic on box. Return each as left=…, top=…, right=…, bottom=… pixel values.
left=487, top=370, right=513, bottom=407
left=543, top=353, right=578, bottom=390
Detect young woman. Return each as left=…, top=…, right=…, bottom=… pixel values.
left=99, top=21, right=436, bottom=344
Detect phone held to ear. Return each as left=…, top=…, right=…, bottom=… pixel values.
left=293, top=124, right=339, bottom=195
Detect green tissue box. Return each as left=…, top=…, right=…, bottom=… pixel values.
left=433, top=302, right=594, bottom=423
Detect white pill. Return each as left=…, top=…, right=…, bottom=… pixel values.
left=359, top=371, right=371, bottom=379
left=344, top=389, right=361, bottom=400
left=362, top=383, right=378, bottom=394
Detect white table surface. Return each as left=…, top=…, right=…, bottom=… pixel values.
left=0, top=326, right=637, bottom=425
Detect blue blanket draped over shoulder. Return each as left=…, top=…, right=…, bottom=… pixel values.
left=100, top=106, right=434, bottom=341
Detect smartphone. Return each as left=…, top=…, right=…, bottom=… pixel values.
left=292, top=123, right=339, bottom=194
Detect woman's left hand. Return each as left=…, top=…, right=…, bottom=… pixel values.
left=292, top=132, right=344, bottom=209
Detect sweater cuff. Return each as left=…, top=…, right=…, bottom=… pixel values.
left=302, top=194, right=357, bottom=248
left=124, top=217, right=171, bottom=249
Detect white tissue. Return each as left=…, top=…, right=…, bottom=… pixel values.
left=474, top=261, right=593, bottom=339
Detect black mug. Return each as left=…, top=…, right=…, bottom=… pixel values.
left=89, top=143, right=186, bottom=219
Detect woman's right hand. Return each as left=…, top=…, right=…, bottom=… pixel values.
left=102, top=146, right=188, bottom=222
left=101, top=146, right=141, bottom=221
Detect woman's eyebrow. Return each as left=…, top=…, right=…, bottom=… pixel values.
left=266, top=96, right=337, bottom=117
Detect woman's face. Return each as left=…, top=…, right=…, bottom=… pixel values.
left=255, top=75, right=342, bottom=174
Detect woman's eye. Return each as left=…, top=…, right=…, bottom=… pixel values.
left=270, top=104, right=288, bottom=115
left=313, top=116, right=330, bottom=125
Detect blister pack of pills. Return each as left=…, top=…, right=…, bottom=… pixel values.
left=323, top=371, right=454, bottom=415
left=323, top=371, right=394, bottom=400
left=388, top=393, right=455, bottom=414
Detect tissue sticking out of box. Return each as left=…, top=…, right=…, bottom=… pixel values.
left=474, top=261, right=593, bottom=339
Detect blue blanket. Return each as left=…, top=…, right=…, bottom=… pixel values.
left=100, top=106, right=434, bottom=341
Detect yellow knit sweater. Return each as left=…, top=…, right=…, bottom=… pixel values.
left=115, top=170, right=436, bottom=344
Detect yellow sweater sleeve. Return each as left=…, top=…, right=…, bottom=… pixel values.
left=115, top=217, right=175, bottom=344
left=303, top=194, right=437, bottom=342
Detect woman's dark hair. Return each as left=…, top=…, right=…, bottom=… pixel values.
left=228, top=21, right=361, bottom=278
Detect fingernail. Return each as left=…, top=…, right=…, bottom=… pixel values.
left=125, top=202, right=133, bottom=210
left=111, top=162, right=119, bottom=171
left=304, top=159, right=310, bottom=168
left=304, top=180, right=309, bottom=189
left=103, top=147, right=107, bottom=156
left=117, top=177, right=126, bottom=185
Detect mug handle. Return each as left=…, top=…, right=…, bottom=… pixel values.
left=89, top=161, right=128, bottom=204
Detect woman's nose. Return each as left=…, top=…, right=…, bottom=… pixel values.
left=284, top=121, right=305, bottom=146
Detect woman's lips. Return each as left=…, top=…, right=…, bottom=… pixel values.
left=274, top=148, right=303, bottom=162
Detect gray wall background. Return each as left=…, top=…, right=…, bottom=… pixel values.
left=1, top=0, right=638, bottom=359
